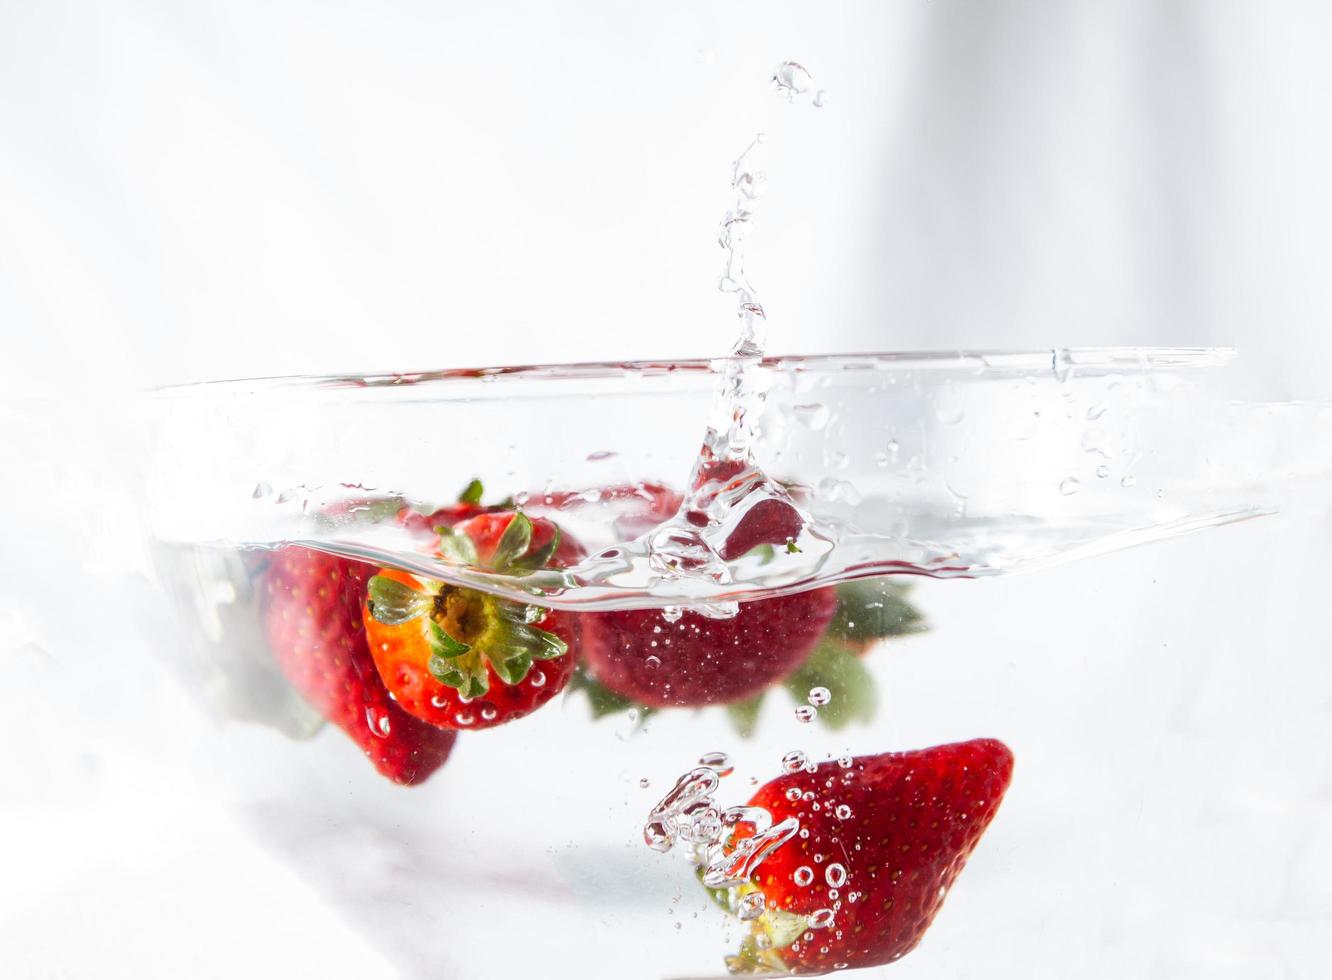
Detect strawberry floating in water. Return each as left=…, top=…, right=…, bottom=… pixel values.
left=717, top=739, right=1014, bottom=974
left=363, top=511, right=582, bottom=730
left=262, top=546, right=457, bottom=785
left=579, top=588, right=838, bottom=708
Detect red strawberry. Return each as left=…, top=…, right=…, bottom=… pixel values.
left=262, top=546, right=457, bottom=785
left=362, top=512, right=582, bottom=730
left=723, top=739, right=1014, bottom=973
left=579, top=587, right=838, bottom=708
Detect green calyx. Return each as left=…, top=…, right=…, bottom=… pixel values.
left=366, top=571, right=567, bottom=700
left=436, top=512, right=561, bottom=576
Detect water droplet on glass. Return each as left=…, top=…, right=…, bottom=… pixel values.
left=794, top=705, right=817, bottom=723
left=1059, top=477, right=1082, bottom=496
left=782, top=750, right=809, bottom=773
left=807, top=687, right=831, bottom=706
left=793, top=866, right=815, bottom=887
left=825, top=863, right=847, bottom=888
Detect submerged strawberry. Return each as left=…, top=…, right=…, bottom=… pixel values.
left=721, top=739, right=1014, bottom=974
left=262, top=546, right=457, bottom=785
left=579, top=587, right=838, bottom=708
left=363, top=512, right=581, bottom=730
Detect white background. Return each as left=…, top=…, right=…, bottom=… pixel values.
left=2, top=2, right=1331, bottom=977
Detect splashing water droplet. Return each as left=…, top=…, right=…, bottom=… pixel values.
left=772, top=61, right=813, bottom=100
left=782, top=750, right=809, bottom=773
left=794, top=705, right=817, bottom=723
left=793, top=866, right=815, bottom=887
left=807, top=686, right=832, bottom=707
left=825, top=863, right=847, bottom=888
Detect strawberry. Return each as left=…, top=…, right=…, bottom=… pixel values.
left=362, top=512, right=582, bottom=730
left=261, top=546, right=457, bottom=785
left=578, top=587, right=838, bottom=708
left=719, top=739, right=1014, bottom=974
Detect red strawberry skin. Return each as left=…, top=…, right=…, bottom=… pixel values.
left=579, top=587, right=838, bottom=707
left=262, top=546, right=457, bottom=785
left=740, top=739, right=1014, bottom=973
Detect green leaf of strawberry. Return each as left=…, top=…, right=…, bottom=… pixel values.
left=826, top=578, right=926, bottom=643
left=489, top=511, right=533, bottom=571
left=426, top=620, right=470, bottom=658
left=457, top=478, right=485, bottom=505
left=367, top=575, right=428, bottom=625
left=436, top=526, right=481, bottom=566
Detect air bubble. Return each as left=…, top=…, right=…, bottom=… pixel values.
left=837, top=755, right=853, bottom=768
left=825, top=863, right=847, bottom=887
left=639, top=778, right=650, bottom=789
left=793, top=402, right=831, bottom=430
left=793, top=866, right=815, bottom=887
left=813, top=89, right=828, bottom=108
left=794, top=705, right=817, bottom=723
left=645, top=655, right=662, bottom=669
left=737, top=892, right=766, bottom=921
left=454, top=711, right=474, bottom=726
left=810, top=909, right=835, bottom=929
left=782, top=750, right=809, bottom=773
left=785, top=787, right=802, bottom=802
left=807, top=687, right=831, bottom=707
left=698, top=751, right=734, bottom=777
left=835, top=804, right=852, bottom=820
left=1059, top=477, right=1082, bottom=496
left=529, top=670, right=546, bottom=688
left=480, top=705, right=498, bottom=722
left=1096, top=464, right=1111, bottom=478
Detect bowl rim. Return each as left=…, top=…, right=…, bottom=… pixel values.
left=146, top=346, right=1236, bottom=398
